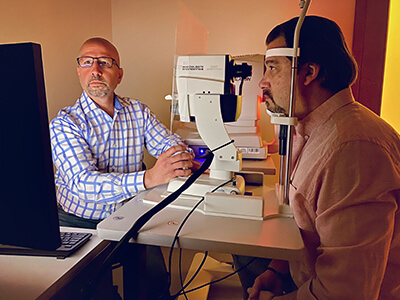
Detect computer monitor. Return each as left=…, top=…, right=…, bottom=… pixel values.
left=0, top=42, right=61, bottom=250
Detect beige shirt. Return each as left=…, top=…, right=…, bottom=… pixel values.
left=279, top=88, right=400, bottom=299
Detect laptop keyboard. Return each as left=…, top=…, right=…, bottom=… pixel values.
left=0, top=231, right=93, bottom=259
left=58, top=232, right=92, bottom=251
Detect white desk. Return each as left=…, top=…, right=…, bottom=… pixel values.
left=97, top=180, right=304, bottom=299
left=0, top=227, right=113, bottom=300
left=97, top=184, right=304, bottom=261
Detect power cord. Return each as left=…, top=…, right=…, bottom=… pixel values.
left=178, top=248, right=188, bottom=300
left=171, top=255, right=257, bottom=299
left=83, top=151, right=214, bottom=299
left=177, top=251, right=209, bottom=300
left=167, top=177, right=234, bottom=298
left=84, top=139, right=236, bottom=299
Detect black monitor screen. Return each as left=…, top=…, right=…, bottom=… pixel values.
left=0, top=42, right=61, bottom=251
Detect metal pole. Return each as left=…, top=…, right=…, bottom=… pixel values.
left=283, top=0, right=311, bottom=205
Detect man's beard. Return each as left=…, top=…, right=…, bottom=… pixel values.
left=263, top=89, right=287, bottom=115
left=87, top=76, right=110, bottom=98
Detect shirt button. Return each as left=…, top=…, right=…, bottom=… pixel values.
left=304, top=135, right=309, bottom=140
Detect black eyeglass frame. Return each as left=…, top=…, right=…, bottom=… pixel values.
left=76, top=56, right=120, bottom=69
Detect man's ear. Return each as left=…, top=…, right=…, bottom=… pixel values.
left=302, top=63, right=320, bottom=86
left=118, top=68, right=124, bottom=84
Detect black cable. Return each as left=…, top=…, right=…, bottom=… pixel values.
left=167, top=177, right=234, bottom=298
left=167, top=195, right=205, bottom=290
left=84, top=139, right=235, bottom=298
left=130, top=151, right=215, bottom=240
left=212, top=139, right=235, bottom=152
left=178, top=251, right=209, bottom=298
left=165, top=140, right=237, bottom=297
left=83, top=151, right=214, bottom=299
left=172, top=256, right=258, bottom=298
left=178, top=248, right=189, bottom=300
left=167, top=142, right=235, bottom=273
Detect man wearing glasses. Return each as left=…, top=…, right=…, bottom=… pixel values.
left=50, top=37, right=194, bottom=299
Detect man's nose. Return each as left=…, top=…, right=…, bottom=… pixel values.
left=259, top=73, right=270, bottom=90
left=91, top=60, right=103, bottom=75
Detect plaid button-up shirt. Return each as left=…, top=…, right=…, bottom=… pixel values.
left=50, top=92, right=186, bottom=219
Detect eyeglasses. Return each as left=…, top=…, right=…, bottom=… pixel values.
left=77, top=56, right=120, bottom=69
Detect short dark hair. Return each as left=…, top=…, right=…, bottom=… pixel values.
left=266, top=16, right=358, bottom=94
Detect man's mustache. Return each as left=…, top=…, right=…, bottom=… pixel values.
left=263, top=89, right=273, bottom=101
left=89, top=75, right=106, bottom=84
left=263, top=89, right=286, bottom=115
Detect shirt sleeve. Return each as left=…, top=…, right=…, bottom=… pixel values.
left=141, top=105, right=191, bottom=157
left=295, top=141, right=399, bottom=299
left=50, top=113, right=145, bottom=205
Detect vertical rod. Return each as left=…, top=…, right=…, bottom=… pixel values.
left=283, top=60, right=298, bottom=204
left=278, top=125, right=288, bottom=186
left=283, top=0, right=312, bottom=205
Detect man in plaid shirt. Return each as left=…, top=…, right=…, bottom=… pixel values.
left=50, top=37, right=195, bottom=299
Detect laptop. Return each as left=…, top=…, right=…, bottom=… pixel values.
left=0, top=231, right=92, bottom=259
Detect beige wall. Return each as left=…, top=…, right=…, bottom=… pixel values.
left=111, top=0, right=356, bottom=166
left=0, top=0, right=112, bottom=120
left=112, top=0, right=356, bottom=135
left=1, top=0, right=356, bottom=167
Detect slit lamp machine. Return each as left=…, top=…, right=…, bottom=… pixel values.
left=155, top=0, right=312, bottom=220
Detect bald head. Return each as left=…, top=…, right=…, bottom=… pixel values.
left=79, top=37, right=120, bottom=65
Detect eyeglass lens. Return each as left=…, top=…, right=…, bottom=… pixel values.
left=78, top=57, right=115, bottom=68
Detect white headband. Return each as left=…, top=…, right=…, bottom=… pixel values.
left=265, top=48, right=300, bottom=58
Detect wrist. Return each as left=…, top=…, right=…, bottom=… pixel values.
left=143, top=170, right=154, bottom=189
left=266, top=267, right=286, bottom=281
left=268, top=259, right=289, bottom=274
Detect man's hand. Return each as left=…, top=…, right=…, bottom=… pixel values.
left=248, top=290, right=275, bottom=300
left=247, top=267, right=284, bottom=300
left=144, top=145, right=194, bottom=189
left=190, top=159, right=205, bottom=173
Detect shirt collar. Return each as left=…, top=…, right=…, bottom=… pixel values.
left=295, top=88, right=355, bottom=138
left=80, top=91, right=126, bottom=115
left=114, top=95, right=123, bottom=111
left=80, top=91, right=98, bottom=114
